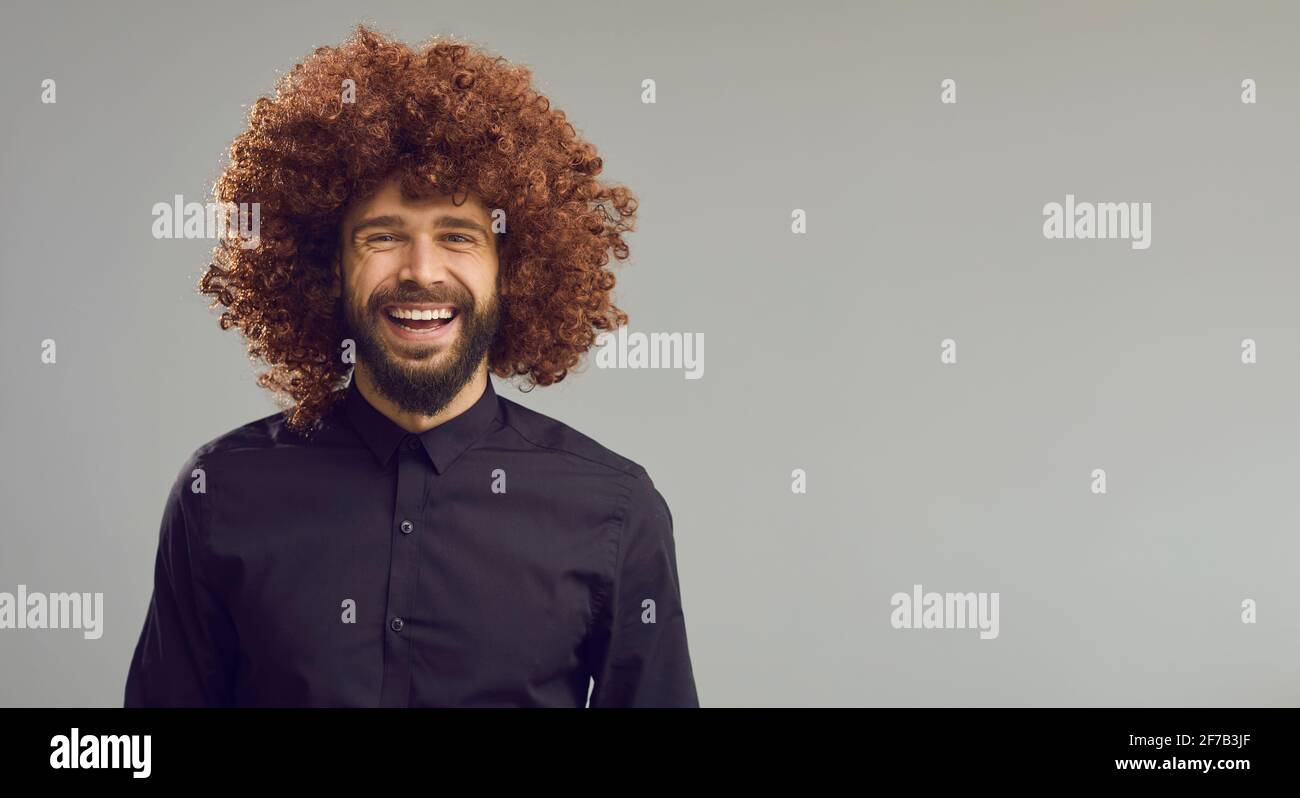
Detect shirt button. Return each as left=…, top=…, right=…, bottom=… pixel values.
left=405, top=438, right=420, bottom=451
left=391, top=617, right=404, bottom=632
left=400, top=519, right=414, bottom=534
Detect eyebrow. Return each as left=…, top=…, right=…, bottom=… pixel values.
left=350, top=213, right=494, bottom=241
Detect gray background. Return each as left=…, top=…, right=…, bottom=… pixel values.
left=2, top=0, right=1298, bottom=706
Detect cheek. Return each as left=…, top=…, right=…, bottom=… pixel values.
left=471, top=259, right=500, bottom=303
left=345, top=256, right=394, bottom=306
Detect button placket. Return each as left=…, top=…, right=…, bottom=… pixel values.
left=378, top=435, right=425, bottom=706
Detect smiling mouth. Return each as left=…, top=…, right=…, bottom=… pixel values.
left=382, top=304, right=459, bottom=333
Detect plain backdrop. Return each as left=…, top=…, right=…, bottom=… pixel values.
left=2, top=0, right=1300, bottom=706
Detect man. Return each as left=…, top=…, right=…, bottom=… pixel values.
left=124, top=26, right=698, bottom=707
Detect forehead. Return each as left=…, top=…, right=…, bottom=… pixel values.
left=344, top=175, right=491, bottom=222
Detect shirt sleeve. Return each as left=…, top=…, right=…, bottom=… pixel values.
left=586, top=471, right=700, bottom=707
left=124, top=457, right=239, bottom=707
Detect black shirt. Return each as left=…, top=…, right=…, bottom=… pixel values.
left=123, top=376, right=699, bottom=707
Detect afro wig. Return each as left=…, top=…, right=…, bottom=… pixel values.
left=200, top=25, right=638, bottom=432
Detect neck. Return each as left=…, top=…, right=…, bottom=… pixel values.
left=354, top=362, right=488, bottom=434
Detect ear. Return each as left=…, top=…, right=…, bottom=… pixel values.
left=329, top=250, right=343, bottom=299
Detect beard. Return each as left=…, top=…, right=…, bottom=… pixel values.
left=342, top=281, right=500, bottom=417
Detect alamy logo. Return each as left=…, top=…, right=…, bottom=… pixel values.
left=890, top=584, right=999, bottom=640
left=151, top=194, right=261, bottom=248
left=50, top=728, right=151, bottom=779
left=594, top=327, right=704, bottom=379
left=1042, top=194, right=1151, bottom=250
left=0, top=585, right=102, bottom=639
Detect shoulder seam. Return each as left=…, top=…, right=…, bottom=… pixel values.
left=498, top=416, right=646, bottom=479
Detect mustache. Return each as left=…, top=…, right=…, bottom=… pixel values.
left=366, top=287, right=471, bottom=313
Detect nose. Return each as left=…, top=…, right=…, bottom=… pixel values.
left=397, top=232, right=453, bottom=288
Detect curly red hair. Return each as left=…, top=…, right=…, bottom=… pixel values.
left=200, top=24, right=637, bottom=432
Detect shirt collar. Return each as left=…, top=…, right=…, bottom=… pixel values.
left=343, top=374, right=502, bottom=474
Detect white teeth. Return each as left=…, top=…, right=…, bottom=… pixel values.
left=386, top=307, right=455, bottom=320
